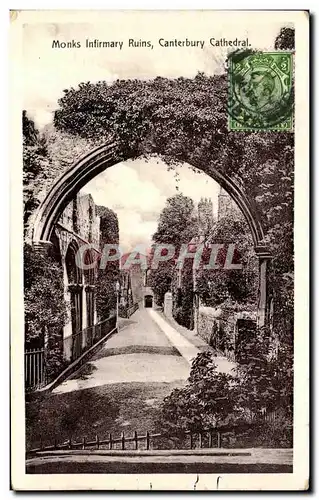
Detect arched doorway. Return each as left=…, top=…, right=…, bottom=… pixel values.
left=144, top=295, right=153, bottom=308
left=32, top=143, right=271, bottom=328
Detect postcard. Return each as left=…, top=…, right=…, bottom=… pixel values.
left=10, top=9, right=309, bottom=490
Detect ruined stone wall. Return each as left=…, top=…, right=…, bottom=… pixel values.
left=198, top=305, right=257, bottom=361
left=77, top=193, right=100, bottom=247
left=59, top=193, right=101, bottom=248
left=25, top=125, right=104, bottom=243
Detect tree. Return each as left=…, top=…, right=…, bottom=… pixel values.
left=23, top=110, right=38, bottom=146
left=152, top=193, right=197, bottom=248
left=149, top=193, right=197, bottom=306
left=172, top=256, right=195, bottom=329
left=23, top=112, right=51, bottom=233
left=196, top=210, right=259, bottom=307
left=149, top=261, right=174, bottom=307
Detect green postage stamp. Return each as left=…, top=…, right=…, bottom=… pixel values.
left=228, top=52, right=293, bottom=131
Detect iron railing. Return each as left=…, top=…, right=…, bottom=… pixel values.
left=27, top=428, right=227, bottom=455
left=27, top=412, right=286, bottom=456
left=25, top=315, right=116, bottom=392
left=119, top=302, right=139, bottom=319
left=63, top=315, right=116, bottom=364
left=25, top=348, right=47, bottom=391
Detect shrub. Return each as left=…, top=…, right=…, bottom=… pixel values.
left=158, top=351, right=237, bottom=436
left=24, top=243, right=68, bottom=379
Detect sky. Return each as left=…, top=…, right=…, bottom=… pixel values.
left=80, top=159, right=220, bottom=251
left=22, top=12, right=286, bottom=251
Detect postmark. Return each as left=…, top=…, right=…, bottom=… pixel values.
left=228, top=51, right=293, bottom=131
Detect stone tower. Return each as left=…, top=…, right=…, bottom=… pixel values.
left=197, top=197, right=214, bottom=238
left=217, top=187, right=240, bottom=221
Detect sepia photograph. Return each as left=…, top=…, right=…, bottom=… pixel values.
left=10, top=9, right=309, bottom=490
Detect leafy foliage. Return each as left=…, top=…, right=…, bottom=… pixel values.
left=54, top=75, right=230, bottom=167
left=24, top=244, right=67, bottom=339
left=158, top=346, right=293, bottom=446
left=95, top=206, right=120, bottom=320
left=24, top=244, right=68, bottom=378
left=196, top=211, right=259, bottom=307
left=23, top=112, right=51, bottom=233
left=149, top=261, right=174, bottom=307
left=152, top=193, right=197, bottom=247
left=159, top=351, right=236, bottom=435
left=173, top=257, right=194, bottom=330
left=149, top=193, right=197, bottom=306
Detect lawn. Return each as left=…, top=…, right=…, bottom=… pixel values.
left=26, top=379, right=185, bottom=451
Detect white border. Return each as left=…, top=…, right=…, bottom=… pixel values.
left=9, top=8, right=309, bottom=492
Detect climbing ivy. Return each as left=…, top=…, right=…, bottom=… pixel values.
left=53, top=43, right=294, bottom=360
left=95, top=206, right=120, bottom=320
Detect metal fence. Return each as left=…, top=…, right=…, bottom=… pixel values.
left=66, top=315, right=116, bottom=363
left=27, top=414, right=284, bottom=456
left=25, top=348, right=47, bottom=391
left=25, top=315, right=117, bottom=392
left=27, top=428, right=226, bottom=455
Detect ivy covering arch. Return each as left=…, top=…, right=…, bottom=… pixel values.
left=53, top=74, right=293, bottom=239
left=33, top=73, right=293, bottom=339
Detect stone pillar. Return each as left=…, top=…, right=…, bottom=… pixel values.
left=82, top=283, right=88, bottom=331
left=193, top=293, right=200, bottom=335
left=62, top=258, right=72, bottom=361
left=255, top=247, right=272, bottom=331
left=164, top=291, right=173, bottom=318
left=85, top=285, right=95, bottom=327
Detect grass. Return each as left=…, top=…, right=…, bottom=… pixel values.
left=26, top=379, right=186, bottom=451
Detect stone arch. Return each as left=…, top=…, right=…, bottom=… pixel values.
left=33, top=142, right=267, bottom=249
left=83, top=248, right=96, bottom=285
left=33, top=142, right=271, bottom=327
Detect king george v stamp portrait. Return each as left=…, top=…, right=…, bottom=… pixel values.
left=228, top=52, right=293, bottom=131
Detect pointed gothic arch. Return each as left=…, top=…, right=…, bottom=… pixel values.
left=32, top=142, right=271, bottom=327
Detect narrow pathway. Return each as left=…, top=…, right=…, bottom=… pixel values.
left=148, top=309, right=236, bottom=375
left=53, top=308, right=190, bottom=394
left=26, top=307, right=235, bottom=450
left=26, top=308, right=190, bottom=449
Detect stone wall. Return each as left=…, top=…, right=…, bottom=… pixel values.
left=129, top=264, right=144, bottom=304
left=59, top=193, right=101, bottom=247
left=198, top=305, right=257, bottom=361
left=25, top=126, right=104, bottom=243
left=77, top=193, right=100, bottom=246
left=55, top=195, right=116, bottom=361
